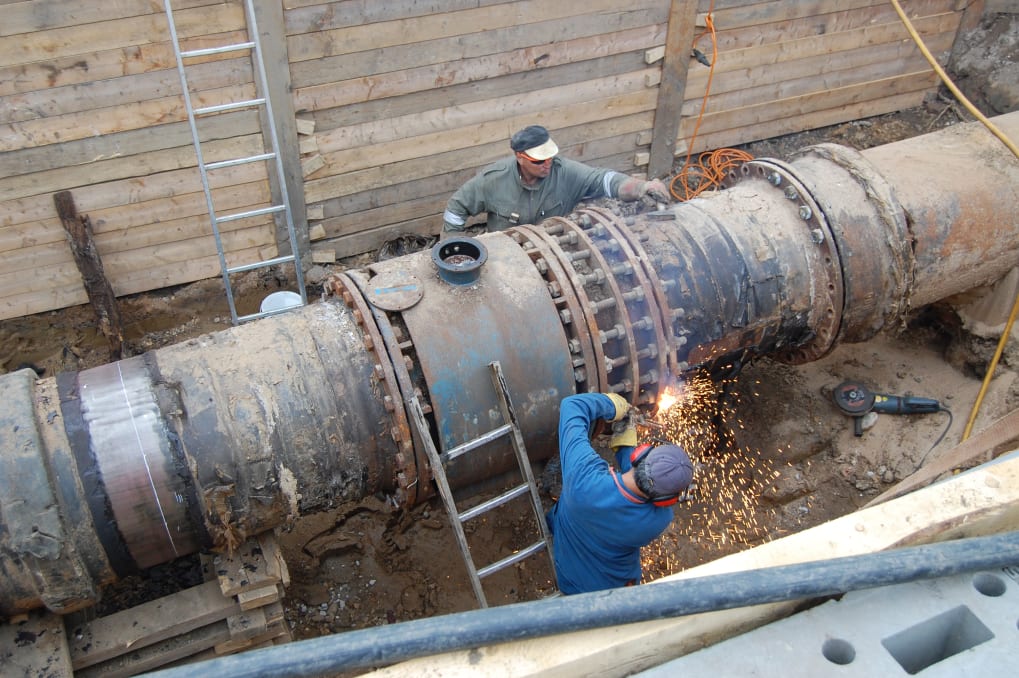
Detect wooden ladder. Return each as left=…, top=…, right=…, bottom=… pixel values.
left=162, top=0, right=306, bottom=324
left=407, top=361, right=557, bottom=608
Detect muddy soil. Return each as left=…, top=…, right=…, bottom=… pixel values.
left=2, top=8, right=1018, bottom=663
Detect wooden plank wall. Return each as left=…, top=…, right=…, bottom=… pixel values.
left=0, top=0, right=971, bottom=320
left=0, top=0, right=280, bottom=320
left=290, top=0, right=672, bottom=259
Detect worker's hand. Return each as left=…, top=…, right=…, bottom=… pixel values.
left=640, top=179, right=670, bottom=203
left=609, top=423, right=637, bottom=450
left=603, top=393, right=630, bottom=421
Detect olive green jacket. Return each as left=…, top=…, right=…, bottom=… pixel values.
left=443, top=156, right=626, bottom=233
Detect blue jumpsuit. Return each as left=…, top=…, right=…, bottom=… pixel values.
left=545, top=393, right=674, bottom=594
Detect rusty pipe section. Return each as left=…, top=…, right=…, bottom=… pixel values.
left=2, top=113, right=1019, bottom=617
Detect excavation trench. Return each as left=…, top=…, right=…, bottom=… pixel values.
left=2, top=113, right=1019, bottom=617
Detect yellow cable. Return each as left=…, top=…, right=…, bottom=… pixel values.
left=890, top=0, right=1019, bottom=440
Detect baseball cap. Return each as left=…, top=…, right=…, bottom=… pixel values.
left=641, top=444, right=694, bottom=497
left=510, top=125, right=559, bottom=160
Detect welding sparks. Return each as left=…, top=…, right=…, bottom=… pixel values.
left=638, top=370, right=781, bottom=582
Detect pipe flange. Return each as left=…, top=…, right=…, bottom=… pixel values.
left=330, top=272, right=421, bottom=506
left=791, top=142, right=912, bottom=342
left=721, top=159, right=845, bottom=363
left=510, top=224, right=599, bottom=392
left=577, top=206, right=674, bottom=403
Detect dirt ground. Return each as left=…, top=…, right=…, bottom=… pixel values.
left=2, top=9, right=1018, bottom=656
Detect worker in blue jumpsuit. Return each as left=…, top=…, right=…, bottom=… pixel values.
left=545, top=392, right=694, bottom=595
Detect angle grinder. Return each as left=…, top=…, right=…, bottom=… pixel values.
left=832, top=380, right=944, bottom=437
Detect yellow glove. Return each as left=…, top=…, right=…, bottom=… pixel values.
left=603, top=393, right=630, bottom=421
left=609, top=424, right=638, bottom=450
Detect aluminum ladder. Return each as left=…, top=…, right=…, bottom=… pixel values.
left=163, top=0, right=306, bottom=324
left=407, top=361, right=557, bottom=608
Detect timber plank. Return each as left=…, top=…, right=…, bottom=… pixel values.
left=315, top=69, right=656, bottom=155
left=293, top=25, right=663, bottom=112
left=0, top=610, right=73, bottom=678
left=0, top=4, right=244, bottom=68
left=2, top=57, right=251, bottom=123
left=0, top=110, right=260, bottom=178
left=0, top=133, right=267, bottom=204
left=674, top=90, right=928, bottom=157
left=1, top=83, right=257, bottom=152
left=709, top=0, right=958, bottom=53
left=0, top=226, right=274, bottom=299
left=288, top=7, right=667, bottom=89
left=314, top=88, right=656, bottom=179
left=309, top=52, right=650, bottom=131
left=649, top=0, right=699, bottom=177
left=286, top=0, right=663, bottom=62
left=0, top=0, right=225, bottom=37
left=68, top=579, right=240, bottom=670
left=0, top=151, right=267, bottom=218
left=684, top=29, right=956, bottom=103
left=0, top=244, right=271, bottom=321
left=0, top=31, right=250, bottom=97
left=74, top=620, right=233, bottom=678
left=284, top=0, right=480, bottom=33
left=705, top=0, right=886, bottom=32
left=676, top=71, right=939, bottom=140
left=690, top=11, right=960, bottom=82
left=1, top=203, right=272, bottom=272
left=682, top=38, right=953, bottom=117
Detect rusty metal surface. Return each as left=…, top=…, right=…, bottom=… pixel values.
left=720, top=158, right=845, bottom=363
left=338, top=270, right=430, bottom=506
left=510, top=224, right=598, bottom=393
left=152, top=301, right=397, bottom=550
left=861, top=110, right=1019, bottom=310
left=581, top=206, right=675, bottom=401
left=395, top=232, right=575, bottom=487
left=786, top=143, right=910, bottom=344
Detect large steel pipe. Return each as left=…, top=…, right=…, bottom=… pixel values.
left=2, top=113, right=1019, bottom=617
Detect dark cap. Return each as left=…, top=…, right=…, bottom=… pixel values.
left=510, top=125, right=559, bottom=160
left=642, top=444, right=694, bottom=497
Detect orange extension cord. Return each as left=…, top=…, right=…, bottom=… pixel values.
left=669, top=4, right=753, bottom=202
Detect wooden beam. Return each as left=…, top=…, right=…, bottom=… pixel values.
left=649, top=0, right=699, bottom=177
left=54, top=191, right=124, bottom=359
left=254, top=0, right=309, bottom=262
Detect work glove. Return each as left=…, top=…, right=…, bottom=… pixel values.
left=609, top=422, right=638, bottom=450
left=640, top=178, right=670, bottom=203
left=603, top=393, right=630, bottom=422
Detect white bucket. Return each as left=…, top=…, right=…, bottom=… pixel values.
left=260, top=291, right=303, bottom=314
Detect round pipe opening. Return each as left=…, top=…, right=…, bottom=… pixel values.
left=431, top=237, right=488, bottom=286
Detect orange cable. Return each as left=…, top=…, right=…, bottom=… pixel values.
left=669, top=5, right=753, bottom=202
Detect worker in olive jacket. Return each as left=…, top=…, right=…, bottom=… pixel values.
left=442, top=125, right=670, bottom=235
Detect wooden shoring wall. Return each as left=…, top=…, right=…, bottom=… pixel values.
left=0, top=0, right=975, bottom=321
left=0, top=0, right=284, bottom=321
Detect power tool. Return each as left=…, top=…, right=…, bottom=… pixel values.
left=832, top=380, right=944, bottom=437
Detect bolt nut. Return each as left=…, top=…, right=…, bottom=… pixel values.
left=811, top=228, right=824, bottom=244
left=547, top=281, right=562, bottom=297
left=768, top=172, right=782, bottom=186
left=799, top=205, right=813, bottom=220
left=568, top=338, right=582, bottom=354
left=559, top=309, right=573, bottom=325
left=534, top=258, right=548, bottom=274
left=784, top=186, right=798, bottom=200
left=573, top=367, right=587, bottom=382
